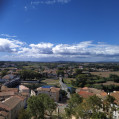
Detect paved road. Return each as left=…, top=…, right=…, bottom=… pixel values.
left=59, top=77, right=70, bottom=98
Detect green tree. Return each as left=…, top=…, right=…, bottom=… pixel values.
left=91, top=112, right=107, bottom=119
left=65, top=93, right=83, bottom=118
left=86, top=95, right=102, bottom=113
left=20, top=69, right=42, bottom=80
left=109, top=74, right=119, bottom=82
left=74, top=95, right=103, bottom=119
left=18, top=109, right=30, bottom=119
left=38, top=93, right=57, bottom=117
left=103, top=95, right=116, bottom=119
left=72, top=74, right=88, bottom=87
left=65, top=95, right=105, bottom=119
left=74, top=69, right=82, bottom=76
left=56, top=70, right=64, bottom=77
left=1, top=70, right=8, bottom=77
left=27, top=96, right=44, bottom=119
left=60, top=90, right=67, bottom=98
left=27, top=94, right=57, bottom=119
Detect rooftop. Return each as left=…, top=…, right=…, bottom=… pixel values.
left=0, top=91, right=15, bottom=97
left=19, top=85, right=29, bottom=90
left=0, top=102, right=10, bottom=111
left=110, top=91, right=119, bottom=105
left=37, top=87, right=50, bottom=92
left=37, top=87, right=60, bottom=93
left=0, top=111, right=9, bottom=117
left=3, top=96, right=22, bottom=109
left=78, top=91, right=94, bottom=98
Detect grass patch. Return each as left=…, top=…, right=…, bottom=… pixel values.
left=63, top=78, right=76, bottom=84
left=41, top=78, right=60, bottom=87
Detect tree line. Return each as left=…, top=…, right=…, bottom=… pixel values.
left=65, top=94, right=116, bottom=119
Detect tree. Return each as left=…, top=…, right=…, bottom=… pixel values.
left=103, top=95, right=116, bottom=119
left=86, top=95, right=102, bottom=113
left=74, top=69, right=82, bottom=77
left=71, top=74, right=88, bottom=87
left=65, top=93, right=83, bottom=118
left=18, top=109, right=30, bottom=119
left=1, top=70, right=8, bottom=77
left=56, top=70, right=64, bottom=77
left=20, top=69, right=42, bottom=80
left=65, top=95, right=105, bottom=119
left=60, top=90, right=67, bottom=98
left=27, top=96, right=44, bottom=119
left=68, top=93, right=83, bottom=107
left=91, top=112, right=107, bottom=119
left=74, top=95, right=103, bottom=119
left=27, top=94, right=57, bottom=119
left=38, top=93, right=57, bottom=117
left=109, top=74, right=119, bottom=82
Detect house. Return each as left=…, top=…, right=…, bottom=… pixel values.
left=2, top=74, right=15, bottom=81
left=76, top=87, right=107, bottom=99
left=76, top=87, right=119, bottom=119
left=0, top=91, right=15, bottom=101
left=37, top=87, right=60, bottom=102
left=19, top=85, right=30, bottom=94
left=0, top=95, right=26, bottom=119
left=78, top=90, right=94, bottom=98
left=1, top=86, right=18, bottom=93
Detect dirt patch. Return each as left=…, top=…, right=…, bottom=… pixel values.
left=102, top=81, right=119, bottom=86
left=91, top=72, right=119, bottom=78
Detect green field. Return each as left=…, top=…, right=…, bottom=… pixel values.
left=63, top=78, right=76, bottom=87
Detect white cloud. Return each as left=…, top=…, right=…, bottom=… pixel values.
left=0, top=34, right=17, bottom=38
left=31, top=0, right=71, bottom=5
left=16, top=41, right=119, bottom=61
left=1, top=38, right=119, bottom=61
left=0, top=38, right=24, bottom=52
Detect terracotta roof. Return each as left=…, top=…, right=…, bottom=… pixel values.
left=78, top=91, right=94, bottom=98
left=50, top=87, right=60, bottom=92
left=110, top=91, right=119, bottom=105
left=3, top=96, right=22, bottom=109
left=82, top=87, right=89, bottom=90
left=96, top=92, right=107, bottom=100
left=100, top=92, right=107, bottom=96
left=1, top=87, right=18, bottom=93
left=15, top=95, right=26, bottom=101
left=76, top=87, right=107, bottom=99
left=0, top=111, right=9, bottom=117
left=0, top=91, right=15, bottom=97
left=37, top=87, right=50, bottom=92
left=0, top=102, right=10, bottom=111
left=37, top=87, right=60, bottom=93
left=19, top=85, right=29, bottom=90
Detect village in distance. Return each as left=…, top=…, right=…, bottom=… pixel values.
left=0, top=61, right=119, bottom=119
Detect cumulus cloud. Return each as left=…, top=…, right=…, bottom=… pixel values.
left=52, top=41, right=92, bottom=55
left=0, top=38, right=24, bottom=52
left=0, top=38, right=119, bottom=61
left=18, top=42, right=53, bottom=55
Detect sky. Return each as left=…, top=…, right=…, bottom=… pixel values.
left=0, top=0, right=119, bottom=62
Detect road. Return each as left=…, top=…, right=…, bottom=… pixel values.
left=59, top=76, right=70, bottom=98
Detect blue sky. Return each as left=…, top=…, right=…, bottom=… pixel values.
left=0, top=0, right=119, bottom=61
